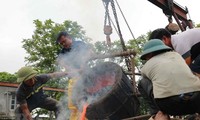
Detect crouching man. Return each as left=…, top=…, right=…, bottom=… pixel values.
left=138, top=39, right=200, bottom=119
left=15, top=66, right=68, bottom=120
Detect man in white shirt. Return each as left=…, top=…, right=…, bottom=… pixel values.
left=149, top=28, right=200, bottom=75
left=138, top=39, right=200, bottom=118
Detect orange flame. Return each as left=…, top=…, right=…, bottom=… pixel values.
left=80, top=103, right=88, bottom=120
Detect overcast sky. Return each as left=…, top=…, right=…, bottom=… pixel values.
left=0, top=0, right=200, bottom=74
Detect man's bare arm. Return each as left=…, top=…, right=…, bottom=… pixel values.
left=48, top=71, right=68, bottom=78
left=20, top=103, right=32, bottom=120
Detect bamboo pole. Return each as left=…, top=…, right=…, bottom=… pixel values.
left=125, top=72, right=141, bottom=76
left=123, top=114, right=151, bottom=120
left=90, top=50, right=136, bottom=60
left=130, top=57, right=137, bottom=94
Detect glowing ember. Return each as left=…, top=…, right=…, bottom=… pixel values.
left=86, top=73, right=115, bottom=93
left=80, top=103, right=88, bottom=120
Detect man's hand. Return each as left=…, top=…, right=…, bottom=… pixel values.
left=20, top=103, right=32, bottom=120
left=194, top=72, right=200, bottom=78
left=25, top=114, right=32, bottom=120
left=185, top=56, right=192, bottom=65
left=48, top=71, right=68, bottom=78
left=154, top=111, right=170, bottom=120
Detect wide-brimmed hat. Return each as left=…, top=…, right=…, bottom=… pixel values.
left=17, top=66, right=37, bottom=83
left=140, top=39, right=171, bottom=60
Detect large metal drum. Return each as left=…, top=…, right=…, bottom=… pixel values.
left=83, top=62, right=140, bottom=120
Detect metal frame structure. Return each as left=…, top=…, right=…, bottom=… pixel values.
left=148, top=0, right=194, bottom=31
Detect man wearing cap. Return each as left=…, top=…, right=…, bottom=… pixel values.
left=138, top=39, right=200, bottom=119
left=15, top=66, right=68, bottom=120
left=149, top=28, right=200, bottom=75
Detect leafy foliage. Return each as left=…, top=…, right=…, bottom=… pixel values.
left=92, top=40, right=124, bottom=67
left=126, top=32, right=150, bottom=71
left=94, top=40, right=122, bottom=54
left=196, top=23, right=200, bottom=28
left=138, top=97, right=151, bottom=115
left=0, top=72, right=17, bottom=83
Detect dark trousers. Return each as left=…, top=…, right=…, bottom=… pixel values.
left=138, top=77, right=200, bottom=116
left=138, top=77, right=159, bottom=115
left=190, top=54, right=200, bottom=74
left=15, top=97, right=60, bottom=120
left=155, top=92, right=200, bottom=115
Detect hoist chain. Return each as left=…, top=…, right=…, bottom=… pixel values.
left=103, top=0, right=111, bottom=26
left=110, top=0, right=126, bottom=51
left=103, top=0, right=112, bottom=47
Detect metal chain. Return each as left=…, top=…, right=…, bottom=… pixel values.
left=110, top=0, right=126, bottom=51
left=103, top=0, right=112, bottom=48
left=103, top=0, right=111, bottom=26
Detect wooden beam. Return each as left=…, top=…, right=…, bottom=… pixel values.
left=123, top=114, right=151, bottom=120
left=90, top=50, right=136, bottom=60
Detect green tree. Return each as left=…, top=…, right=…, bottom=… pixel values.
left=92, top=32, right=149, bottom=72
left=127, top=32, right=150, bottom=70
left=195, top=23, right=200, bottom=28
left=0, top=72, right=17, bottom=83
left=92, top=40, right=124, bottom=66
left=93, top=33, right=150, bottom=72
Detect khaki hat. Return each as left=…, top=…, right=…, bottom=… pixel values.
left=17, top=66, right=37, bottom=83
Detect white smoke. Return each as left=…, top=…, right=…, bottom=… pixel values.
left=57, top=94, right=70, bottom=120
left=56, top=41, right=117, bottom=119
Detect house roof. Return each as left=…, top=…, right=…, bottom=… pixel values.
left=0, top=82, right=66, bottom=92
